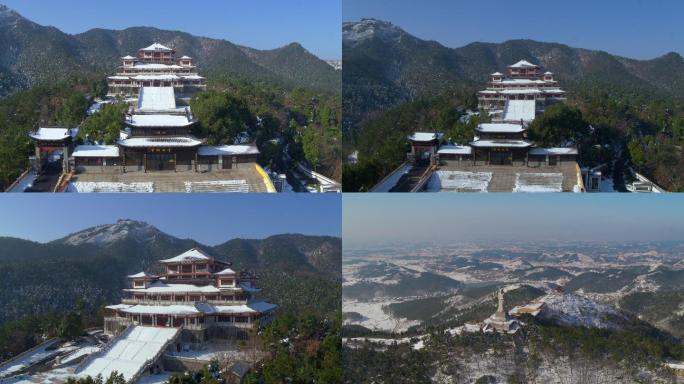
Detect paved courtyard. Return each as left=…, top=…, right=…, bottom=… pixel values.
left=68, top=168, right=268, bottom=192
left=429, top=162, right=579, bottom=192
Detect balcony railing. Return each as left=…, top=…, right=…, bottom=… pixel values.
left=120, top=298, right=248, bottom=306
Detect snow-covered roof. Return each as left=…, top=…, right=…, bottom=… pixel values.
left=500, top=79, right=546, bottom=85
left=126, top=114, right=193, bottom=127
left=197, top=145, right=259, bottom=156
left=180, top=55, right=192, bottom=59
left=109, top=75, right=130, bottom=80
left=127, top=271, right=158, bottom=279
left=121, top=55, right=135, bottom=60
left=528, top=147, right=578, bottom=155
left=476, top=123, right=525, bottom=133
left=126, top=282, right=220, bottom=293
left=502, top=99, right=537, bottom=122
left=544, top=71, right=553, bottom=75
left=105, top=304, right=133, bottom=310
left=141, top=43, right=173, bottom=51
left=211, top=301, right=277, bottom=314
left=137, top=87, right=176, bottom=110
left=470, top=139, right=532, bottom=148
left=215, top=268, right=237, bottom=275
left=408, top=132, right=443, bottom=142
left=29, top=127, right=78, bottom=141
left=117, top=136, right=202, bottom=148
left=159, top=248, right=212, bottom=263
left=491, top=72, right=503, bottom=76
left=121, top=305, right=199, bottom=315
left=132, top=74, right=180, bottom=81
left=509, top=60, right=537, bottom=68
left=72, top=145, right=120, bottom=158
left=500, top=89, right=542, bottom=94
left=437, top=145, right=472, bottom=155
left=132, top=63, right=183, bottom=70
left=182, top=75, right=204, bottom=80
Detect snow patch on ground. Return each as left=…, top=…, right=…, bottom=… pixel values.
left=513, top=173, right=563, bottom=192
left=0, top=340, right=60, bottom=378
left=426, top=171, right=492, bottom=192
left=342, top=300, right=420, bottom=332
left=68, top=182, right=154, bottom=193
left=61, top=346, right=101, bottom=365
left=184, top=180, right=249, bottom=193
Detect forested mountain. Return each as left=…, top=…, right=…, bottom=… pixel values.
left=343, top=18, right=684, bottom=131
left=0, top=220, right=341, bottom=325
left=0, top=4, right=340, bottom=97
left=343, top=18, right=684, bottom=192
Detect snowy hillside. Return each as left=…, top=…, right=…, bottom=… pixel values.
left=537, top=293, right=627, bottom=330
left=58, top=219, right=165, bottom=246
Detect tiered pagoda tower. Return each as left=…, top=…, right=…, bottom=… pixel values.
left=107, top=43, right=206, bottom=97
left=104, top=248, right=276, bottom=339
left=477, top=60, right=566, bottom=114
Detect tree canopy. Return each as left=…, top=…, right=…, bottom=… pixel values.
left=190, top=91, right=254, bottom=145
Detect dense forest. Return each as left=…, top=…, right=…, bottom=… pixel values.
left=0, top=73, right=341, bottom=190
left=343, top=317, right=684, bottom=383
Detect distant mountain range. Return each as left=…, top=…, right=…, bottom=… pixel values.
left=0, top=219, right=341, bottom=324
left=342, top=18, right=684, bottom=130
left=0, top=4, right=340, bottom=96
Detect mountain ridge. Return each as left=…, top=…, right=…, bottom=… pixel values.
left=0, top=220, right=341, bottom=324
left=0, top=4, right=340, bottom=96
left=342, top=18, right=684, bottom=131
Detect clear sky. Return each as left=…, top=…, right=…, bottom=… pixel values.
left=0, top=194, right=341, bottom=245
left=343, top=0, right=684, bottom=60
left=343, top=194, right=684, bottom=248
left=1, top=0, right=341, bottom=59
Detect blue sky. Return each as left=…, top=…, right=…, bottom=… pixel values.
left=344, top=0, right=684, bottom=60
left=343, top=194, right=684, bottom=247
left=2, top=0, right=341, bottom=59
left=0, top=194, right=341, bottom=245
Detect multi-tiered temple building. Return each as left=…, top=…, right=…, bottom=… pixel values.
left=373, top=60, right=583, bottom=192
left=71, top=248, right=276, bottom=382
left=408, top=60, right=575, bottom=167
left=28, top=43, right=273, bottom=192
left=107, top=43, right=206, bottom=97
left=104, top=248, right=276, bottom=337
left=477, top=60, right=566, bottom=114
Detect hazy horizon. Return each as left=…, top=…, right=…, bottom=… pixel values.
left=343, top=194, right=684, bottom=249
left=343, top=0, right=684, bottom=60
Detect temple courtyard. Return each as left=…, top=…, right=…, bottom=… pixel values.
left=66, top=168, right=269, bottom=192
left=425, top=163, right=579, bottom=192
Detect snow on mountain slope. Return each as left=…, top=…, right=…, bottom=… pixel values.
left=537, top=293, right=627, bottom=330
left=59, top=219, right=165, bottom=246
